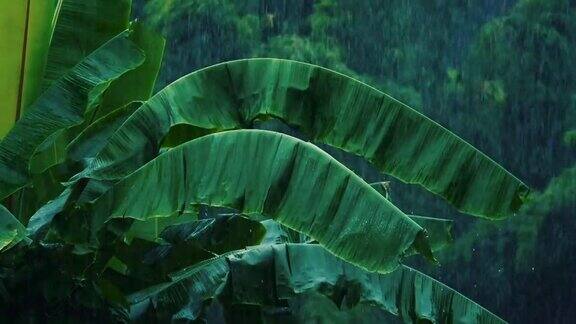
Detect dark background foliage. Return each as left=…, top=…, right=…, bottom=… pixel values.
left=133, top=0, right=576, bottom=322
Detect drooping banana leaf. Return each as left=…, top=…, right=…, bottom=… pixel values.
left=86, top=130, right=433, bottom=273
left=0, top=29, right=145, bottom=200
left=128, top=244, right=505, bottom=324
left=42, top=0, right=132, bottom=88
left=0, top=0, right=61, bottom=138
left=261, top=215, right=453, bottom=253
left=369, top=180, right=454, bottom=252
left=0, top=205, right=27, bottom=252
left=28, top=101, right=143, bottom=177
left=12, top=102, right=147, bottom=223
left=19, top=26, right=164, bottom=216
left=18, top=24, right=164, bottom=221
left=92, top=22, right=166, bottom=120
left=76, top=58, right=529, bottom=219
left=29, top=22, right=165, bottom=176
left=26, top=187, right=72, bottom=237
left=3, top=1, right=159, bottom=196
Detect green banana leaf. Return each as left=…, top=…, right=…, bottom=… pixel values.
left=76, top=58, right=529, bottom=219
left=261, top=215, right=453, bottom=253
left=26, top=187, right=72, bottom=237
left=128, top=244, right=505, bottom=323
left=370, top=181, right=454, bottom=252
left=87, top=130, right=433, bottom=273
left=11, top=26, right=164, bottom=218
left=0, top=29, right=145, bottom=200
left=29, top=22, right=165, bottom=176
left=14, top=23, right=165, bottom=220
left=42, top=0, right=131, bottom=88
left=92, top=22, right=166, bottom=120
left=28, top=101, right=143, bottom=174
left=16, top=102, right=154, bottom=223
left=0, top=0, right=61, bottom=138
left=0, top=205, right=27, bottom=252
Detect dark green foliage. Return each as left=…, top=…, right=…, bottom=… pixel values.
left=135, top=0, right=576, bottom=322
left=461, top=0, right=576, bottom=186
left=129, top=244, right=504, bottom=323
left=1, top=0, right=572, bottom=322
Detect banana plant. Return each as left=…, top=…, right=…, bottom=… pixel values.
left=0, top=1, right=528, bottom=322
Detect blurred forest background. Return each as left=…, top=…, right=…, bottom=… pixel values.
left=133, top=0, right=575, bottom=322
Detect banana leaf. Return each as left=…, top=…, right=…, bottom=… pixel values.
left=0, top=29, right=145, bottom=200
left=9, top=103, right=142, bottom=223
left=128, top=244, right=505, bottom=323
left=30, top=22, right=165, bottom=176
left=15, top=24, right=165, bottom=220
left=261, top=215, right=453, bottom=253
left=0, top=0, right=61, bottom=137
left=42, top=0, right=132, bottom=88
left=87, top=130, right=433, bottom=273
left=28, top=102, right=143, bottom=178
left=93, top=22, right=166, bottom=120
left=0, top=205, right=27, bottom=252
left=76, top=58, right=529, bottom=219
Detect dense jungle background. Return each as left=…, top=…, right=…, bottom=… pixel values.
left=132, top=0, right=575, bottom=322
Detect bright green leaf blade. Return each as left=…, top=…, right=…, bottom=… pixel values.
left=19, top=0, right=63, bottom=113
left=42, top=0, right=132, bottom=88
left=0, top=30, right=145, bottom=200
left=128, top=244, right=505, bottom=324
left=78, top=58, right=529, bottom=219
left=0, top=0, right=61, bottom=137
left=0, top=1, right=29, bottom=131
left=89, top=130, right=432, bottom=273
